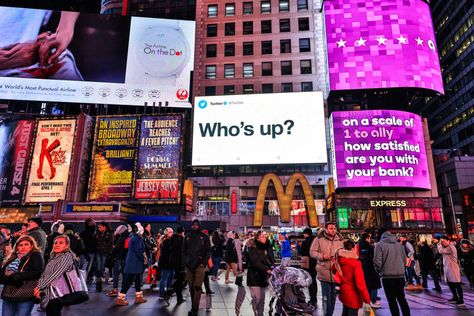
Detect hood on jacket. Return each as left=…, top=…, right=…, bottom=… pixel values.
left=336, top=248, right=359, bottom=260
left=380, top=231, right=397, bottom=243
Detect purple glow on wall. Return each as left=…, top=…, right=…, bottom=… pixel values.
left=324, top=0, right=444, bottom=94
left=330, top=110, right=431, bottom=189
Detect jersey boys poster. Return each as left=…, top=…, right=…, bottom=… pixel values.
left=25, top=119, right=77, bottom=202
left=0, top=119, right=35, bottom=204
left=88, top=116, right=138, bottom=202
left=135, top=115, right=182, bottom=202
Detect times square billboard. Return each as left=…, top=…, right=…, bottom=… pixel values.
left=324, top=0, right=444, bottom=94
left=0, top=6, right=195, bottom=108
left=330, top=110, right=430, bottom=189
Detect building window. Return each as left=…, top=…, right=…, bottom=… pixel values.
left=280, top=19, right=290, bottom=32
left=299, top=38, right=310, bottom=52
left=298, top=17, right=310, bottom=31
left=261, top=20, right=272, bottom=33
left=224, top=64, right=235, bottom=78
left=300, top=59, right=312, bottom=74
left=261, top=1, right=271, bottom=13
left=205, top=86, right=216, bottom=95
left=243, top=2, right=253, bottom=15
left=225, top=23, right=235, bottom=36
left=261, top=40, right=272, bottom=54
left=301, top=81, right=313, bottom=91
left=281, top=61, right=292, bottom=75
left=224, top=43, right=235, bottom=56
left=280, top=39, right=291, bottom=53
left=208, top=4, right=218, bottom=17
left=243, top=42, right=254, bottom=55
left=262, top=62, right=273, bottom=76
left=262, top=83, right=273, bottom=93
left=279, top=0, right=289, bottom=12
left=297, top=0, right=308, bottom=10
left=225, top=3, right=235, bottom=16
left=243, top=63, right=254, bottom=77
left=224, top=85, right=235, bottom=95
left=243, top=21, right=253, bottom=35
left=206, top=65, right=217, bottom=79
left=243, top=84, right=254, bottom=94
left=281, top=82, right=293, bottom=92
left=206, top=44, right=217, bottom=57
left=207, top=24, right=217, bottom=37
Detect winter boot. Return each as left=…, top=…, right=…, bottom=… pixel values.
left=135, top=291, right=147, bottom=304
left=114, top=293, right=129, bottom=306
left=107, top=288, right=118, bottom=297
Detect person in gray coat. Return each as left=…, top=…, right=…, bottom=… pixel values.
left=438, top=235, right=464, bottom=306
left=27, top=217, right=47, bottom=254
left=374, top=229, right=410, bottom=316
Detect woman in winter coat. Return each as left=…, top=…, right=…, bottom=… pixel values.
left=34, top=235, right=78, bottom=316
left=114, top=223, right=147, bottom=306
left=438, top=236, right=464, bottom=306
left=0, top=235, right=44, bottom=316
left=357, top=233, right=381, bottom=308
left=333, top=240, right=370, bottom=316
left=224, top=231, right=239, bottom=284
left=246, top=230, right=274, bottom=316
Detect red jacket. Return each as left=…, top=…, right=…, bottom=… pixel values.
left=333, top=249, right=370, bottom=309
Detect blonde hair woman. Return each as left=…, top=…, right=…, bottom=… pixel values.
left=0, top=235, right=44, bottom=316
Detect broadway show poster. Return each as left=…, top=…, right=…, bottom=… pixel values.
left=0, top=119, right=35, bottom=204
left=25, top=119, right=77, bottom=203
left=88, top=116, right=138, bottom=202
left=135, top=115, right=182, bottom=202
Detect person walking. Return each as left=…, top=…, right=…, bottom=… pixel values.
left=458, top=239, right=474, bottom=290
left=170, top=226, right=186, bottom=304
left=246, top=230, right=274, bottom=316
left=299, top=227, right=317, bottom=307
left=34, top=235, right=79, bottom=316
left=182, top=219, right=211, bottom=316
left=0, top=235, right=44, bottom=316
left=94, top=222, right=113, bottom=292
left=418, top=241, right=442, bottom=292
left=358, top=232, right=381, bottom=308
left=79, top=218, right=96, bottom=278
left=27, top=217, right=47, bottom=254
left=374, top=229, right=410, bottom=316
left=310, top=222, right=344, bottom=316
left=107, top=225, right=130, bottom=297
left=438, top=235, right=464, bottom=307
left=158, top=227, right=175, bottom=300
left=280, top=234, right=292, bottom=267
left=210, top=230, right=224, bottom=281
left=333, top=240, right=370, bottom=316
left=400, top=236, right=422, bottom=291
left=224, top=231, right=239, bottom=284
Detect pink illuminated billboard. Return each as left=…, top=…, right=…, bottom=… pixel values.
left=330, top=110, right=431, bottom=189
left=324, top=0, right=444, bottom=94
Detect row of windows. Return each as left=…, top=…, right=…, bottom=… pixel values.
left=205, top=38, right=311, bottom=57
left=206, top=18, right=309, bottom=36
left=440, top=11, right=474, bottom=58
left=207, top=0, right=308, bottom=17
left=441, top=105, right=474, bottom=134
left=205, top=60, right=312, bottom=79
left=204, top=82, right=313, bottom=95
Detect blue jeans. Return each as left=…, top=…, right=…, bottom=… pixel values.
left=2, top=300, right=35, bottom=316
left=159, top=269, right=175, bottom=296
left=370, top=288, right=378, bottom=303
left=320, top=281, right=337, bottom=316
left=210, top=256, right=221, bottom=277
left=94, top=253, right=108, bottom=278
left=113, top=259, right=125, bottom=289
left=406, top=260, right=420, bottom=285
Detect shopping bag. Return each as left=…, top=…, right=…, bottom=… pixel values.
left=362, top=303, right=375, bottom=316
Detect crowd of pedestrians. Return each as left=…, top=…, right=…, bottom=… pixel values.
left=0, top=216, right=473, bottom=316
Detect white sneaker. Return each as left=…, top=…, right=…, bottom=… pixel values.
left=370, top=302, right=381, bottom=309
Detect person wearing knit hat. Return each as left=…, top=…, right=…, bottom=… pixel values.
left=27, top=217, right=47, bottom=254
left=44, top=220, right=65, bottom=262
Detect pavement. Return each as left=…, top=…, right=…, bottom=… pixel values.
left=2, top=272, right=473, bottom=316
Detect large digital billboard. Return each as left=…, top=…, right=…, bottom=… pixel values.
left=0, top=119, right=35, bottom=204
left=324, top=0, right=443, bottom=94
left=0, top=6, right=195, bottom=107
left=25, top=118, right=77, bottom=202
left=330, top=110, right=430, bottom=189
left=88, top=116, right=139, bottom=202
left=135, top=115, right=182, bottom=202
left=193, top=92, right=327, bottom=166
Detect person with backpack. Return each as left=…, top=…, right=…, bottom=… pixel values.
left=400, top=236, right=422, bottom=291
left=224, top=231, right=239, bottom=284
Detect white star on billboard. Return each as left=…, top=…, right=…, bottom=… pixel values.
left=355, top=37, right=367, bottom=47
left=336, top=38, right=347, bottom=48
left=376, top=36, right=387, bottom=46
left=415, top=37, right=424, bottom=46
left=397, top=35, right=408, bottom=44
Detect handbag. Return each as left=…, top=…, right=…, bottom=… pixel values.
left=49, top=263, right=89, bottom=306
left=1, top=256, right=38, bottom=303
left=300, top=256, right=310, bottom=269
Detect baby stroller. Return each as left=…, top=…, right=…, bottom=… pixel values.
left=268, top=265, right=315, bottom=316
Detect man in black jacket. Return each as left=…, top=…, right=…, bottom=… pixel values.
left=79, top=218, right=97, bottom=279
left=300, top=228, right=317, bottom=306
left=171, top=226, right=186, bottom=304
left=183, top=219, right=211, bottom=316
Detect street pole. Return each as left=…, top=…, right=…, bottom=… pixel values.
left=447, top=186, right=458, bottom=236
